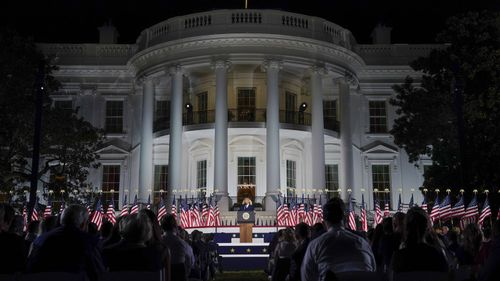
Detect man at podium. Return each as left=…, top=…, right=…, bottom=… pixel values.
left=240, top=197, right=254, bottom=211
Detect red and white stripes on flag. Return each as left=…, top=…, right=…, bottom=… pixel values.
left=383, top=202, right=390, bottom=217
left=451, top=195, right=465, bottom=218
left=31, top=199, right=40, bottom=222
left=276, top=200, right=286, bottom=226
left=170, top=196, right=177, bottom=219
left=120, top=195, right=129, bottom=217
left=43, top=202, right=52, bottom=218
left=430, top=196, right=440, bottom=223
left=207, top=202, right=215, bottom=227
left=374, top=201, right=383, bottom=227
left=460, top=195, right=479, bottom=229
left=361, top=194, right=368, bottom=232
left=157, top=198, right=167, bottom=223
left=214, top=203, right=221, bottom=226
left=347, top=194, right=356, bottom=231
left=106, top=200, right=116, bottom=225
left=478, top=197, right=491, bottom=227
left=439, top=195, right=452, bottom=221
left=130, top=195, right=139, bottom=215
left=201, top=203, right=209, bottom=226
left=90, top=199, right=104, bottom=230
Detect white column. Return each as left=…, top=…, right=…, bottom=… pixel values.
left=138, top=78, right=154, bottom=204
left=311, top=67, right=326, bottom=193
left=339, top=79, right=354, bottom=199
left=167, top=66, right=183, bottom=209
left=264, top=60, right=281, bottom=210
left=213, top=60, right=230, bottom=210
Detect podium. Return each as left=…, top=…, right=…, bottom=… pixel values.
left=237, top=211, right=255, bottom=243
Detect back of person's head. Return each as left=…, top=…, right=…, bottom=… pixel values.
left=382, top=217, right=393, bottom=234
left=282, top=228, right=295, bottom=242
left=27, top=220, right=40, bottom=234
left=121, top=213, right=152, bottom=244
left=404, top=207, right=430, bottom=245
left=311, top=222, right=326, bottom=239
left=139, top=209, right=162, bottom=243
left=393, top=212, right=406, bottom=233
left=100, top=221, right=113, bottom=239
left=462, top=223, right=482, bottom=255
left=191, top=230, right=202, bottom=242
left=39, top=216, right=59, bottom=234
left=60, top=204, right=89, bottom=229
left=160, top=214, right=177, bottom=232
left=295, top=222, right=310, bottom=240
left=322, top=197, right=344, bottom=225
left=88, top=222, right=98, bottom=235
left=482, top=227, right=492, bottom=240
left=9, top=215, right=25, bottom=236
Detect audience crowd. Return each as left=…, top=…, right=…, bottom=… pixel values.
left=1, top=199, right=500, bottom=281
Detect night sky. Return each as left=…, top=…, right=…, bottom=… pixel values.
left=1, top=0, right=498, bottom=44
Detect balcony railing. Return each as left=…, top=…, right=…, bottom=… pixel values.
left=153, top=109, right=338, bottom=132
left=279, top=110, right=311, bottom=126
left=138, top=9, right=354, bottom=51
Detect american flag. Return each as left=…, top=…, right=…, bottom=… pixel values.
left=207, top=198, right=215, bottom=226
left=289, top=200, right=297, bottom=226
left=179, top=198, right=189, bottom=228
left=170, top=196, right=177, bottom=219
left=430, top=196, right=441, bottom=222
left=461, top=195, right=479, bottom=229
left=276, top=196, right=286, bottom=226
left=43, top=199, right=52, bottom=218
left=374, top=200, right=383, bottom=226
left=146, top=195, right=151, bottom=210
left=298, top=194, right=305, bottom=222
left=120, top=194, right=129, bottom=217
left=304, top=203, right=313, bottom=226
left=86, top=204, right=92, bottom=217
left=361, top=194, right=368, bottom=232
left=397, top=194, right=403, bottom=212
left=439, top=194, right=452, bottom=221
left=214, top=201, right=221, bottom=226
left=408, top=194, right=414, bottom=208
left=347, top=194, right=356, bottom=231
left=384, top=202, right=390, bottom=217
left=106, top=199, right=116, bottom=225
left=421, top=196, right=428, bottom=213
left=478, top=196, right=491, bottom=227
left=129, top=195, right=139, bottom=215
left=189, top=201, right=201, bottom=227
left=31, top=198, right=40, bottom=222
left=90, top=198, right=104, bottom=230
left=157, top=197, right=167, bottom=223
left=59, top=200, right=65, bottom=216
left=451, top=195, right=465, bottom=218
left=313, top=196, right=323, bottom=224
left=201, top=201, right=209, bottom=226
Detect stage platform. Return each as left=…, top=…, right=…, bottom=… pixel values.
left=185, top=226, right=281, bottom=271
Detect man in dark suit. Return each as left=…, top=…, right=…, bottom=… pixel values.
left=240, top=197, right=254, bottom=211
left=27, top=204, right=105, bottom=281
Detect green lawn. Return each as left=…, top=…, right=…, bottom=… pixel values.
left=215, top=270, right=269, bottom=281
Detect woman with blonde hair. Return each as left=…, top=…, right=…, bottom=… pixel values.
left=272, top=228, right=297, bottom=281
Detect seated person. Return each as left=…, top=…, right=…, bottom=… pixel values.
left=27, top=204, right=104, bottom=281
left=102, top=213, right=168, bottom=272
left=239, top=198, right=254, bottom=211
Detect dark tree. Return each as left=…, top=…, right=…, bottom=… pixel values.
left=390, top=11, right=500, bottom=194
left=0, top=29, right=104, bottom=203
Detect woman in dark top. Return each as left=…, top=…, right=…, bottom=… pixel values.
left=103, top=213, right=169, bottom=274
left=391, top=207, right=448, bottom=273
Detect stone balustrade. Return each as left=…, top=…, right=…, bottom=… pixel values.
left=138, top=9, right=354, bottom=51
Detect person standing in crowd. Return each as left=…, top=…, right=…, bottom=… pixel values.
left=289, top=222, right=310, bottom=281
left=272, top=227, right=296, bottom=281
left=161, top=214, right=194, bottom=281
left=27, top=204, right=105, bottom=281
left=0, top=203, right=26, bottom=274
left=391, top=207, right=448, bottom=273
left=479, top=220, right=500, bottom=281
left=102, top=213, right=170, bottom=278
left=301, top=198, right=376, bottom=281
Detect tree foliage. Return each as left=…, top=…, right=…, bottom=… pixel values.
left=0, top=28, right=104, bottom=202
left=390, top=11, right=500, bottom=193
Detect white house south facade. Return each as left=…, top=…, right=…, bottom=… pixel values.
left=39, top=9, right=441, bottom=219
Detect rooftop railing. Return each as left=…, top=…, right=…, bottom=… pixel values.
left=137, top=9, right=355, bottom=51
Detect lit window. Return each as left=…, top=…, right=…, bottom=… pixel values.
left=102, top=165, right=120, bottom=204
left=154, top=165, right=168, bottom=204
left=372, top=164, right=391, bottom=207
left=286, top=160, right=296, bottom=198
left=197, top=160, right=207, bottom=198
left=325, top=164, right=339, bottom=199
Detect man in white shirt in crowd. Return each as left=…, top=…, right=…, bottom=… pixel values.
left=301, top=197, right=376, bottom=281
